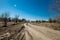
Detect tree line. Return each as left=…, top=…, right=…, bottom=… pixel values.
left=32, top=18, right=60, bottom=23
left=0, top=12, right=26, bottom=27
left=0, top=12, right=60, bottom=27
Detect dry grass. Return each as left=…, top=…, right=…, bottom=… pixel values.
left=31, top=22, right=60, bottom=31
left=0, top=22, right=4, bottom=27
left=0, top=22, right=25, bottom=40
left=0, top=22, right=24, bottom=34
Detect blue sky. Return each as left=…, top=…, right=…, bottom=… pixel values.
left=0, top=0, right=57, bottom=20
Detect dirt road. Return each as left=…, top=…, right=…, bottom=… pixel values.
left=24, top=23, right=60, bottom=40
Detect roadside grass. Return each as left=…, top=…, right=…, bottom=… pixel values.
left=31, top=22, right=60, bottom=31
left=0, top=22, right=4, bottom=27
left=0, top=22, right=24, bottom=34
left=0, top=22, right=14, bottom=27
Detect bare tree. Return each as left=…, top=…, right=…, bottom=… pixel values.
left=22, top=18, right=26, bottom=22
left=14, top=15, right=19, bottom=24
left=1, top=12, right=9, bottom=27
